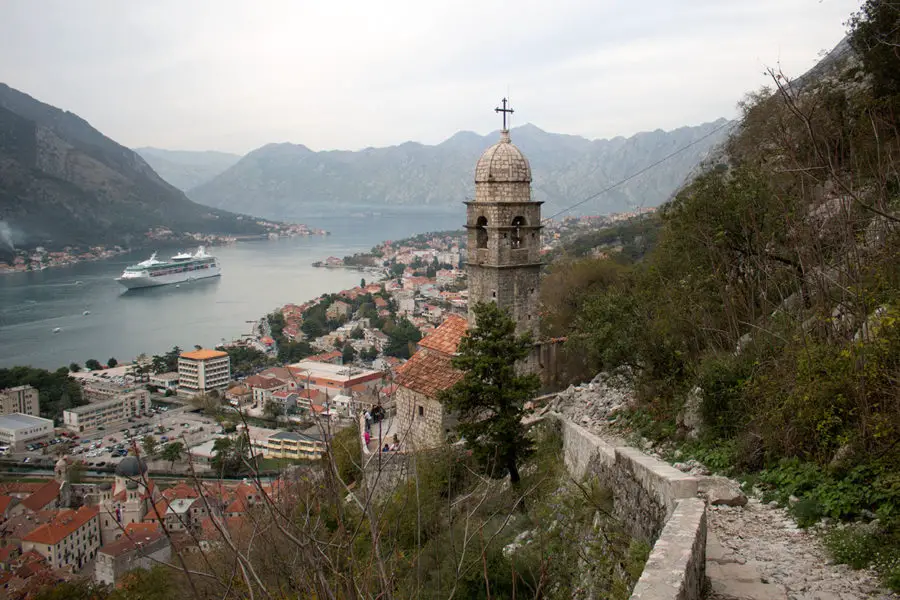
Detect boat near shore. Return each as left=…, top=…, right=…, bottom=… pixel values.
left=116, top=247, right=221, bottom=290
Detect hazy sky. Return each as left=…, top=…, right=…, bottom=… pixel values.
left=1, top=0, right=859, bottom=154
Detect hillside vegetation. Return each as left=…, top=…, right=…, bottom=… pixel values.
left=545, top=2, right=900, bottom=588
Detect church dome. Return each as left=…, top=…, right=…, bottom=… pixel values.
left=115, top=456, right=148, bottom=477
left=474, top=131, right=531, bottom=184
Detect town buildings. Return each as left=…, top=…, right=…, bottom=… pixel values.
left=94, top=525, right=170, bottom=586
left=62, top=389, right=151, bottom=432
left=0, top=414, right=54, bottom=451
left=21, top=506, right=101, bottom=571
left=177, top=349, right=231, bottom=395
left=148, top=372, right=179, bottom=392
left=287, top=360, right=383, bottom=394
left=0, top=385, right=39, bottom=417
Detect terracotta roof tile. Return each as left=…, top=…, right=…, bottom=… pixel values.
left=395, top=349, right=463, bottom=398
left=22, top=506, right=98, bottom=546
left=20, top=480, right=59, bottom=513
left=417, top=314, right=468, bottom=355
left=180, top=349, right=228, bottom=360
left=0, top=495, right=14, bottom=515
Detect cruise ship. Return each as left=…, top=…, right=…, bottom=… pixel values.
left=116, top=247, right=221, bottom=289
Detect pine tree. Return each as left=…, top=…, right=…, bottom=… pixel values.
left=438, top=302, right=540, bottom=485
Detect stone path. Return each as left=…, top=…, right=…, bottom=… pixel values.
left=546, top=374, right=898, bottom=600
left=706, top=500, right=893, bottom=600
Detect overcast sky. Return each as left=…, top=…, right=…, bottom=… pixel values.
left=0, top=0, right=859, bottom=154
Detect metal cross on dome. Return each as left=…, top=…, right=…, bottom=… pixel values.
left=495, top=98, right=514, bottom=131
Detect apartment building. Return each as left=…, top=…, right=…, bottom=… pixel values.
left=0, top=413, right=55, bottom=450
left=263, top=430, right=325, bottom=460
left=0, top=385, right=39, bottom=416
left=178, top=349, right=231, bottom=395
left=62, top=389, right=151, bottom=432
left=22, top=506, right=101, bottom=571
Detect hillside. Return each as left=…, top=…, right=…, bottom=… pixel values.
left=545, top=6, right=900, bottom=589
left=188, top=120, right=731, bottom=220
left=134, top=147, right=241, bottom=191
left=0, top=83, right=265, bottom=254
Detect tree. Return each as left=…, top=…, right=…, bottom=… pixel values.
left=264, top=399, right=283, bottom=420
left=360, top=277, right=366, bottom=287
left=342, top=343, right=357, bottom=364
left=211, top=434, right=250, bottom=476
left=109, top=565, right=174, bottom=599
left=141, top=435, right=158, bottom=458
left=437, top=302, right=540, bottom=485
left=150, top=355, right=168, bottom=374
left=85, top=358, right=102, bottom=371
left=68, top=362, right=80, bottom=373
left=107, top=357, right=118, bottom=368
left=160, top=441, right=184, bottom=470
left=384, top=317, right=422, bottom=359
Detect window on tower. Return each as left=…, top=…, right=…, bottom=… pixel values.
left=476, top=216, right=488, bottom=248
left=511, top=216, right=526, bottom=249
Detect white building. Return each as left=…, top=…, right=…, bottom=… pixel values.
left=22, top=505, right=101, bottom=571
left=0, top=385, right=39, bottom=416
left=178, top=349, right=231, bottom=395
left=0, top=413, right=54, bottom=450
left=148, top=372, right=179, bottom=392
left=63, top=390, right=151, bottom=432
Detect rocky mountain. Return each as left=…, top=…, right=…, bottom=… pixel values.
left=134, top=147, right=241, bottom=191
left=188, top=119, right=732, bottom=220
left=0, top=83, right=265, bottom=253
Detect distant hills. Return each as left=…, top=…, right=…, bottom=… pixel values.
left=0, top=83, right=266, bottom=253
left=134, top=147, right=241, bottom=192
left=187, top=120, right=732, bottom=220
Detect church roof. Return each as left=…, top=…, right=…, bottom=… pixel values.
left=115, top=456, right=148, bottom=477
left=395, top=349, right=464, bottom=398
left=474, top=130, right=531, bottom=184
left=418, top=314, right=468, bottom=355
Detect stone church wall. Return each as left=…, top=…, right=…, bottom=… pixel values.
left=394, top=386, right=456, bottom=450
left=557, top=415, right=707, bottom=600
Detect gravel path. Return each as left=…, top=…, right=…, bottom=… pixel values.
left=547, top=374, right=898, bottom=600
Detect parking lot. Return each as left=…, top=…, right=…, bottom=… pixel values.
left=12, top=401, right=223, bottom=471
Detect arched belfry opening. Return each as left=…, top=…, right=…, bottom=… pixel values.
left=476, top=216, right=488, bottom=249
left=511, top=216, right=526, bottom=249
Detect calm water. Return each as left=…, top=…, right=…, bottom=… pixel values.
left=0, top=212, right=462, bottom=370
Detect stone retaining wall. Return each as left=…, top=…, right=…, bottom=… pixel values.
left=556, top=415, right=707, bottom=600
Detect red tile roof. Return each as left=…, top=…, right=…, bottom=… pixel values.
left=23, top=506, right=98, bottom=546
left=98, top=529, right=166, bottom=558
left=20, top=480, right=59, bottom=513
left=395, top=349, right=463, bottom=398
left=0, top=544, right=18, bottom=562
left=306, top=350, right=342, bottom=363
left=0, top=495, right=14, bottom=515
left=417, top=314, right=468, bottom=355
left=0, top=482, right=42, bottom=497
left=244, top=375, right=286, bottom=390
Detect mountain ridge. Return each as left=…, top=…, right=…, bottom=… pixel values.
left=0, top=83, right=265, bottom=253
left=188, top=119, right=732, bottom=220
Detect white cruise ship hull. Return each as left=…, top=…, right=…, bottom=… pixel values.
left=116, top=266, right=221, bottom=289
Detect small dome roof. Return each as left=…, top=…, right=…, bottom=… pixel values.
left=475, top=131, right=531, bottom=184
left=98, top=482, right=112, bottom=491
left=115, top=456, right=147, bottom=477
left=126, top=481, right=139, bottom=490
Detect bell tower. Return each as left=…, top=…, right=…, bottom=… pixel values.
left=466, top=99, right=542, bottom=337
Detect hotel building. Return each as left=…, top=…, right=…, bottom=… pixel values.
left=178, top=349, right=231, bottom=395
left=0, top=385, right=39, bottom=416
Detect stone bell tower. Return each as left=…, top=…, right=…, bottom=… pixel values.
left=466, top=99, right=542, bottom=337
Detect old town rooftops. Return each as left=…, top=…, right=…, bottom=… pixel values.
left=22, top=506, right=98, bottom=546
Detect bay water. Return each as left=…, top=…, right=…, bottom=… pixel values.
left=0, top=211, right=462, bottom=370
